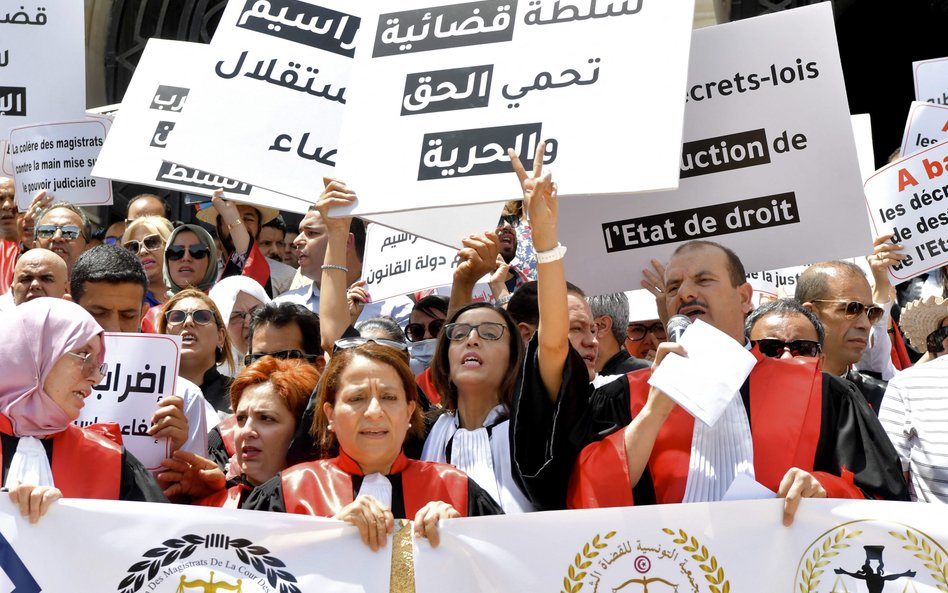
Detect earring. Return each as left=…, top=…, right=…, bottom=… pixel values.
left=327, top=421, right=334, bottom=431
left=408, top=423, right=412, bottom=428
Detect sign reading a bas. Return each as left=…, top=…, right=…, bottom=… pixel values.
left=555, top=3, right=870, bottom=295
left=92, top=38, right=314, bottom=215
left=163, top=0, right=359, bottom=204
left=335, top=0, right=694, bottom=215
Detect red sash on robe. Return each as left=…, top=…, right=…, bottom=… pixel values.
left=281, top=451, right=470, bottom=518
left=217, top=415, right=238, bottom=457
left=197, top=483, right=247, bottom=509
left=0, top=414, right=123, bottom=499
left=568, top=349, right=862, bottom=509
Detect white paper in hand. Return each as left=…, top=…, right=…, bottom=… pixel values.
left=647, top=319, right=756, bottom=426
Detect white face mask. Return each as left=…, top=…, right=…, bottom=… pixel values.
left=409, top=338, right=437, bottom=369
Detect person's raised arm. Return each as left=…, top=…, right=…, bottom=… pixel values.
left=212, top=190, right=250, bottom=256
left=317, top=178, right=358, bottom=353
left=446, top=232, right=500, bottom=319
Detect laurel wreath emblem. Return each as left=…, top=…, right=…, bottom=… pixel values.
left=889, top=528, right=948, bottom=592
left=662, top=528, right=731, bottom=593
left=796, top=527, right=862, bottom=593
left=560, top=530, right=616, bottom=593
left=118, top=533, right=301, bottom=593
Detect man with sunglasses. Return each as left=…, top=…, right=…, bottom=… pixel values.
left=746, top=299, right=824, bottom=359
left=69, top=245, right=212, bottom=461
left=797, top=261, right=890, bottom=412
left=33, top=201, right=91, bottom=276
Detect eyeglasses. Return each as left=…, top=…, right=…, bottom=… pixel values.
left=810, top=300, right=884, bottom=324
left=165, top=308, right=215, bottom=326
left=405, top=319, right=444, bottom=342
left=497, top=214, right=519, bottom=227
left=443, top=322, right=506, bottom=341
left=333, top=337, right=409, bottom=353
left=752, top=339, right=822, bottom=358
left=244, top=349, right=320, bottom=366
left=627, top=322, right=666, bottom=341
left=103, top=236, right=120, bottom=246
left=166, top=244, right=211, bottom=261
left=123, top=234, right=164, bottom=253
left=229, top=306, right=260, bottom=325
left=36, top=224, right=83, bottom=241
left=65, top=351, right=108, bottom=379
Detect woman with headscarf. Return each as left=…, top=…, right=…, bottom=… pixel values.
left=163, top=223, right=220, bottom=296
left=209, top=275, right=272, bottom=376
left=0, top=298, right=166, bottom=522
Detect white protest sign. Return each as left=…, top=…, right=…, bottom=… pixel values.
left=363, top=201, right=504, bottom=249
left=863, top=140, right=948, bottom=283
left=554, top=3, right=870, bottom=296
left=334, top=0, right=694, bottom=216
left=75, top=333, right=181, bottom=471
left=913, top=56, right=948, bottom=104
left=900, top=101, right=948, bottom=158
left=0, top=140, right=11, bottom=176
left=164, top=0, right=360, bottom=203
left=851, top=113, right=875, bottom=182
left=363, top=222, right=491, bottom=302
left=0, top=3, right=85, bottom=143
left=92, top=38, right=314, bottom=215
left=9, top=119, right=112, bottom=208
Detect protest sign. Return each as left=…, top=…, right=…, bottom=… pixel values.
left=163, top=0, right=359, bottom=203
left=334, top=0, right=694, bottom=215
left=913, top=55, right=948, bottom=104
left=851, top=114, right=875, bottom=182
left=0, top=3, right=85, bottom=147
left=9, top=119, right=112, bottom=208
left=0, top=498, right=390, bottom=593
left=901, top=101, right=948, bottom=157
left=415, top=498, right=948, bottom=593
left=363, top=222, right=491, bottom=302
left=553, top=3, right=870, bottom=295
left=75, top=333, right=181, bottom=471
left=92, top=38, right=313, bottom=215
left=363, top=202, right=504, bottom=250
left=863, top=140, right=948, bottom=283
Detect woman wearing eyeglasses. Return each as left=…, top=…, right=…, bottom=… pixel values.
left=122, top=215, right=173, bottom=307
left=245, top=343, right=502, bottom=549
left=0, top=298, right=166, bottom=522
left=158, top=288, right=235, bottom=415
left=209, top=276, right=271, bottom=376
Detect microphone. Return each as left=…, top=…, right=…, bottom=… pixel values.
left=665, top=314, right=692, bottom=343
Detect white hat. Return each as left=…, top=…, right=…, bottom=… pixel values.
left=900, top=295, right=948, bottom=350
left=195, top=200, right=280, bottom=228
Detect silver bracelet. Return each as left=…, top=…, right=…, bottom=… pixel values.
left=321, top=264, right=349, bottom=272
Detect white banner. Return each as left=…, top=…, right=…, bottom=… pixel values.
left=913, top=55, right=948, bottom=104
left=0, top=498, right=390, bottom=593
left=9, top=118, right=112, bottom=208
left=92, top=38, right=314, bottom=215
left=334, top=0, right=694, bottom=216
left=363, top=222, right=491, bottom=302
left=864, top=140, right=948, bottom=283
left=363, top=201, right=504, bottom=250
left=75, top=333, right=181, bottom=471
left=163, top=0, right=359, bottom=203
left=901, top=101, right=948, bottom=158
left=416, top=498, right=948, bottom=593
left=0, top=2, right=86, bottom=154
left=552, top=4, right=870, bottom=295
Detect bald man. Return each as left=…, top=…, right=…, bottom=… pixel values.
left=12, top=247, right=69, bottom=305
left=126, top=193, right=166, bottom=222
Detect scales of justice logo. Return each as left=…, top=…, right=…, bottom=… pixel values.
left=559, top=527, right=731, bottom=593
left=116, top=533, right=301, bottom=593
left=794, top=520, right=948, bottom=593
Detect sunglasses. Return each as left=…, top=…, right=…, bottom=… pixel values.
left=405, top=319, right=444, bottom=342
left=810, top=300, right=884, bottom=324
left=333, top=337, right=409, bottom=353
left=752, top=339, right=822, bottom=358
left=36, top=224, right=83, bottom=241
left=444, top=322, right=506, bottom=341
left=166, top=243, right=211, bottom=261
left=497, top=214, right=519, bottom=227
left=244, top=349, right=319, bottom=366
left=123, top=234, right=164, bottom=253
left=65, top=351, right=108, bottom=379
left=627, top=322, right=666, bottom=341
left=165, top=308, right=215, bottom=326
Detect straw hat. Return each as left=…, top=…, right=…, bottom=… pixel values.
left=900, top=295, right=948, bottom=351
left=195, top=199, right=280, bottom=228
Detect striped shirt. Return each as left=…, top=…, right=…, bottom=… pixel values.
left=879, top=356, right=948, bottom=502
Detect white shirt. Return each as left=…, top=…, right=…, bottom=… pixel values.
left=878, top=356, right=948, bottom=502
left=274, top=281, right=414, bottom=326
left=177, top=377, right=214, bottom=457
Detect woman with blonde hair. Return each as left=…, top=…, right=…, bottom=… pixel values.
left=122, top=215, right=174, bottom=307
